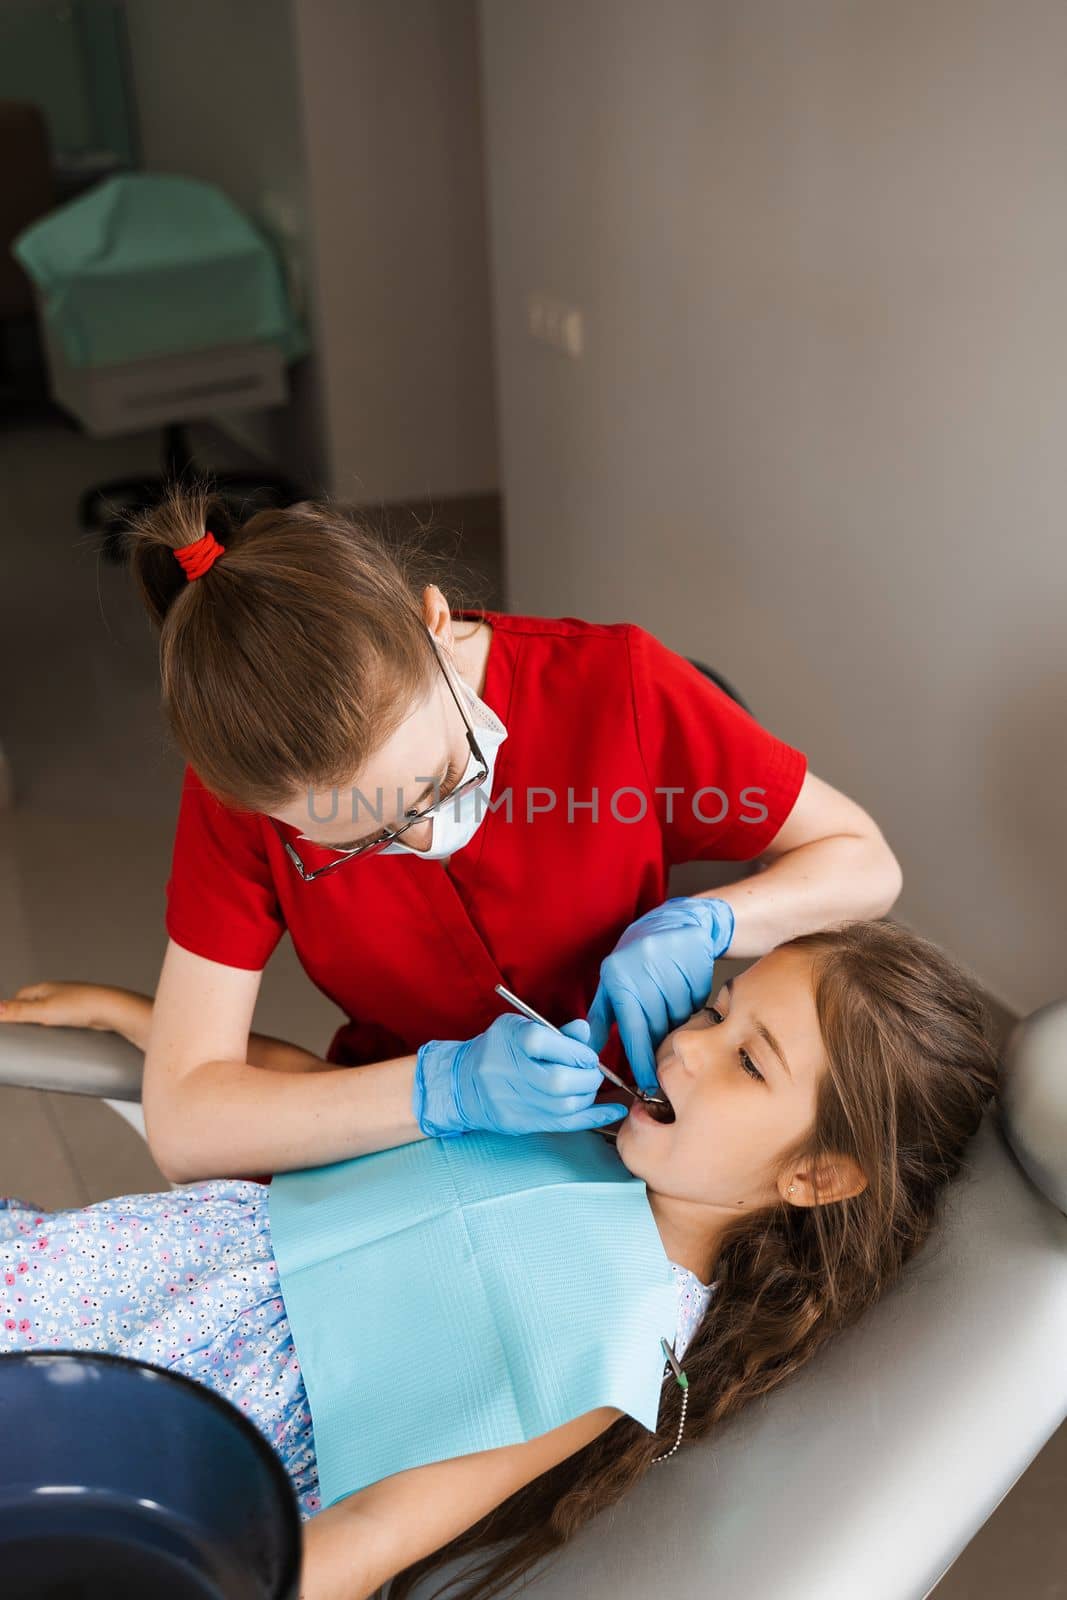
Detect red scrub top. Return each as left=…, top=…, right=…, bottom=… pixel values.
left=165, top=613, right=807, bottom=1070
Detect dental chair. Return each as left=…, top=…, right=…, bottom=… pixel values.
left=0, top=994, right=1063, bottom=1599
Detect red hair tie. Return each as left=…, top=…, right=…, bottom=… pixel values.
left=174, top=530, right=225, bottom=581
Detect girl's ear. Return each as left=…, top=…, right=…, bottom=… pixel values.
left=779, top=1154, right=868, bottom=1208
left=421, top=584, right=454, bottom=650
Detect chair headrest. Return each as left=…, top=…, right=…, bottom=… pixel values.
left=999, top=998, right=1067, bottom=1214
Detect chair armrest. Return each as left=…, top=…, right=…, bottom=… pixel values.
left=0, top=1023, right=144, bottom=1101
left=1000, top=998, right=1067, bottom=1213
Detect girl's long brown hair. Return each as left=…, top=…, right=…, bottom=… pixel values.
left=126, top=485, right=478, bottom=811
left=386, top=917, right=1000, bottom=1600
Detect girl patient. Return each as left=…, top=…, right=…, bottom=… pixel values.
left=0, top=919, right=998, bottom=1600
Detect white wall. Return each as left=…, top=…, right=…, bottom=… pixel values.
left=291, top=0, right=498, bottom=502
left=479, top=0, right=1067, bottom=1017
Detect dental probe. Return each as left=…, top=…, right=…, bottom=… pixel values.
left=493, top=983, right=670, bottom=1109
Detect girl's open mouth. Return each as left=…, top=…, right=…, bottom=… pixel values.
left=635, top=1075, right=675, bottom=1124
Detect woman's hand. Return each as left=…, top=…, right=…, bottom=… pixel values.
left=587, top=896, right=736, bottom=1092
left=0, top=982, right=154, bottom=1051
left=412, top=1014, right=629, bottom=1138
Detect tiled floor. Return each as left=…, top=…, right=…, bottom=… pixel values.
left=0, top=415, right=1062, bottom=1595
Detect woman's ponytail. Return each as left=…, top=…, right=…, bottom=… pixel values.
left=127, top=484, right=235, bottom=627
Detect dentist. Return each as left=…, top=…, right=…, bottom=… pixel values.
left=123, top=490, right=900, bottom=1183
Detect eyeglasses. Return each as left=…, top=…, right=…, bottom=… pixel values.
left=271, top=635, right=490, bottom=882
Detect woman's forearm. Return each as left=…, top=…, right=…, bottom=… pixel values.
left=705, top=830, right=902, bottom=959
left=144, top=1052, right=427, bottom=1184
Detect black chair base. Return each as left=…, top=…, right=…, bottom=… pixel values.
left=80, top=421, right=301, bottom=561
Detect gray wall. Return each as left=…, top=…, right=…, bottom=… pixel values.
left=124, top=0, right=498, bottom=502
left=291, top=0, right=499, bottom=502
left=479, top=0, right=1067, bottom=1018
left=124, top=0, right=327, bottom=485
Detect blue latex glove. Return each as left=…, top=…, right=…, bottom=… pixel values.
left=587, top=896, right=736, bottom=1092
left=413, top=1013, right=629, bottom=1138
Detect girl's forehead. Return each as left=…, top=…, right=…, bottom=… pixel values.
left=739, top=946, right=815, bottom=1008
left=731, top=949, right=826, bottom=1086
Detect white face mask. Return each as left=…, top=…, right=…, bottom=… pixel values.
left=381, top=677, right=507, bottom=861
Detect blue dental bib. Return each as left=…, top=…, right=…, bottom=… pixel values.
left=269, top=1129, right=677, bottom=1508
